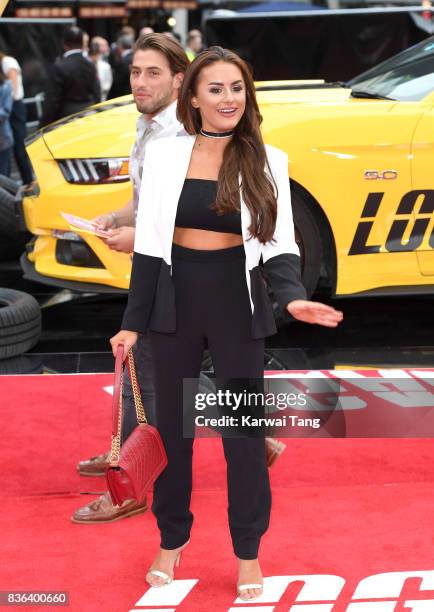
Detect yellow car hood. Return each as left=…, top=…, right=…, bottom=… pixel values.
left=41, top=96, right=139, bottom=158
left=256, top=86, right=353, bottom=104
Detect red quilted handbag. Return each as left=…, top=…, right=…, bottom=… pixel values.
left=106, top=345, right=168, bottom=506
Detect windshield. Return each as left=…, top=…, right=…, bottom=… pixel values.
left=348, top=36, right=434, bottom=102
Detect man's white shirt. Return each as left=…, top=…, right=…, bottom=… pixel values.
left=129, top=100, right=184, bottom=214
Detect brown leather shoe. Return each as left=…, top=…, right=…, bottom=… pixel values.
left=265, top=437, right=286, bottom=468
left=71, top=492, right=148, bottom=524
left=77, top=451, right=110, bottom=476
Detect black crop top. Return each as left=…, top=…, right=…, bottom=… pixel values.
left=175, top=178, right=242, bottom=235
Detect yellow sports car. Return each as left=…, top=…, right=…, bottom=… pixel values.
left=18, top=36, right=434, bottom=298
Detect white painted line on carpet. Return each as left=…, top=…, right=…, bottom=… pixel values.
left=134, top=579, right=198, bottom=606
left=130, top=609, right=176, bottom=612
left=346, top=603, right=397, bottom=611
left=290, top=605, right=335, bottom=611
left=229, top=607, right=275, bottom=612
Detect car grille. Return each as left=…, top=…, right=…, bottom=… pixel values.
left=57, top=158, right=129, bottom=184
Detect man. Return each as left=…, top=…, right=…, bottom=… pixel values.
left=91, top=36, right=110, bottom=59
left=89, top=39, right=113, bottom=101
left=185, top=29, right=203, bottom=61
left=82, top=31, right=90, bottom=55
left=107, top=34, right=135, bottom=100
left=41, top=27, right=100, bottom=126
left=72, top=33, right=189, bottom=524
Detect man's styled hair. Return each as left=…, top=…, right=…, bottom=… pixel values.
left=63, top=26, right=84, bottom=50
left=133, top=33, right=189, bottom=75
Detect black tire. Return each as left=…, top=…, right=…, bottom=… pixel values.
left=268, top=189, right=323, bottom=328
left=0, top=185, right=17, bottom=235
left=292, top=190, right=323, bottom=298
left=0, top=186, right=31, bottom=261
left=0, top=288, right=41, bottom=359
left=0, top=175, right=20, bottom=195
left=0, top=232, right=31, bottom=261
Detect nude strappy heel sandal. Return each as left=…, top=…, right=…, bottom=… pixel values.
left=146, top=540, right=189, bottom=587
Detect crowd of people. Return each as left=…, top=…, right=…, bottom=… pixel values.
left=0, top=50, right=34, bottom=186
left=0, top=24, right=203, bottom=183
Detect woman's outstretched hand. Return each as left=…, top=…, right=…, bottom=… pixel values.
left=286, top=300, right=343, bottom=327
left=110, top=330, right=138, bottom=358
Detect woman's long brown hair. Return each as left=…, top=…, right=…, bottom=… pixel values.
left=176, top=46, right=278, bottom=244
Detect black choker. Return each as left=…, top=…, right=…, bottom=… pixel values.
left=200, top=128, right=234, bottom=139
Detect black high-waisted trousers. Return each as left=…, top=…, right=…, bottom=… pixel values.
left=149, top=243, right=272, bottom=560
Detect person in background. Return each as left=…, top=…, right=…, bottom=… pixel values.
left=82, top=31, right=90, bottom=56
left=91, top=36, right=110, bottom=60
left=120, top=25, right=136, bottom=39
left=0, top=51, right=33, bottom=187
left=0, top=65, right=13, bottom=176
left=140, top=26, right=154, bottom=37
left=89, top=40, right=113, bottom=102
left=107, top=34, right=134, bottom=100
left=185, top=29, right=203, bottom=61
left=109, top=26, right=136, bottom=68
left=40, top=26, right=100, bottom=126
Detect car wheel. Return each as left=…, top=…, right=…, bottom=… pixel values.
left=0, top=187, right=31, bottom=261
left=292, top=190, right=322, bottom=297
left=0, top=185, right=18, bottom=235
left=268, top=190, right=323, bottom=328
left=0, top=234, right=31, bottom=262
left=0, top=288, right=41, bottom=360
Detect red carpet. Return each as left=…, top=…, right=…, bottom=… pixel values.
left=2, top=372, right=434, bottom=611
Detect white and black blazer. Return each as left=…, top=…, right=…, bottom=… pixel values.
left=122, top=133, right=307, bottom=339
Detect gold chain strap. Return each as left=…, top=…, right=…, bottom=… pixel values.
left=110, top=369, right=123, bottom=466
left=109, top=349, right=147, bottom=466
left=127, top=350, right=147, bottom=424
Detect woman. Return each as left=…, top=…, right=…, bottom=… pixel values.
left=111, top=46, right=342, bottom=601
left=0, top=52, right=33, bottom=186
left=0, top=65, right=13, bottom=176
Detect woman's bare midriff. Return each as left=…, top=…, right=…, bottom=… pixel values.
left=173, top=228, right=243, bottom=250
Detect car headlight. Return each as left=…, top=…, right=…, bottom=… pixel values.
left=57, top=158, right=130, bottom=184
